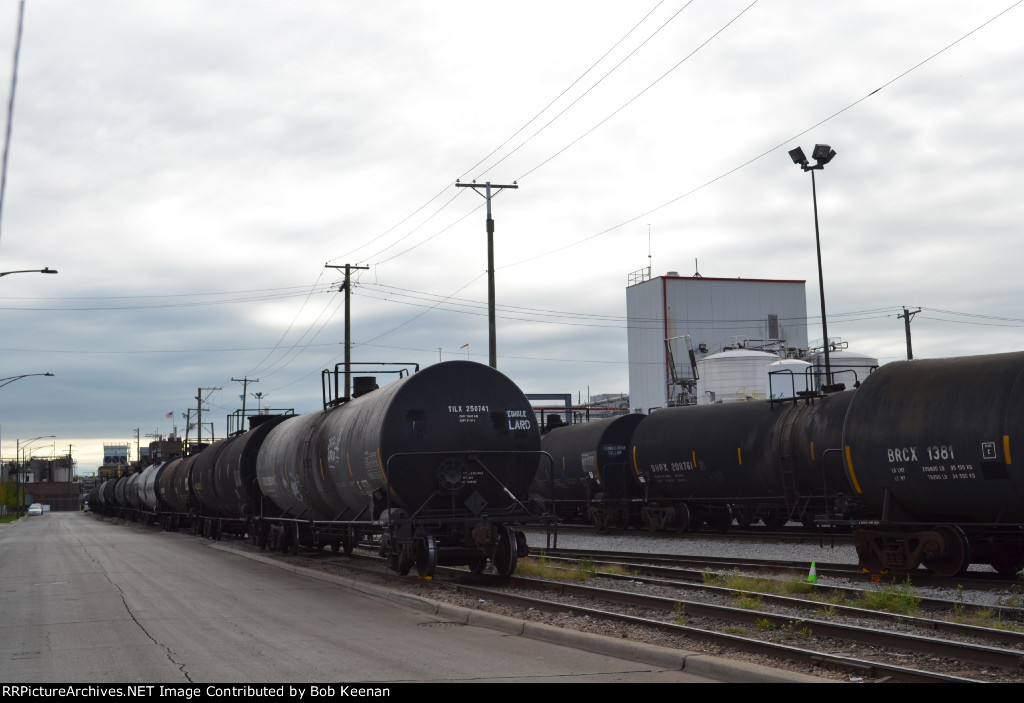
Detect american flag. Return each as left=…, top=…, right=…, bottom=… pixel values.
left=165, top=412, right=173, bottom=419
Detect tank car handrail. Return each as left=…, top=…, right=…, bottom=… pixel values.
left=322, top=362, right=422, bottom=408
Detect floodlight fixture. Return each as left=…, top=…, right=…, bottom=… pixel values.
left=788, top=147, right=808, bottom=167
left=812, top=144, right=836, bottom=166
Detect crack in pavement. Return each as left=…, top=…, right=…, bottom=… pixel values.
left=74, top=526, right=195, bottom=683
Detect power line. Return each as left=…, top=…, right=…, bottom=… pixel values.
left=327, top=2, right=679, bottom=268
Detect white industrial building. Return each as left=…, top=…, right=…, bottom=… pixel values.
left=626, top=272, right=809, bottom=413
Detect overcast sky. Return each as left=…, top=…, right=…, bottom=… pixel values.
left=0, top=1, right=1021, bottom=473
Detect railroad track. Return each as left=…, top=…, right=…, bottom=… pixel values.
left=119, top=516, right=1024, bottom=682
left=215, top=541, right=1024, bottom=682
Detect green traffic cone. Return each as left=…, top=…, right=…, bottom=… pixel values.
left=807, top=561, right=818, bottom=584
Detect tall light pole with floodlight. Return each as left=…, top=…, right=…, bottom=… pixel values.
left=788, top=143, right=839, bottom=392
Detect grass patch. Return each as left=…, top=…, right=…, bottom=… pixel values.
left=514, top=553, right=632, bottom=581
left=854, top=577, right=921, bottom=615
left=943, top=590, right=1024, bottom=632
left=673, top=601, right=686, bottom=625
left=810, top=589, right=847, bottom=617
left=703, top=569, right=813, bottom=595
left=997, top=585, right=1024, bottom=610
left=772, top=621, right=814, bottom=642
left=732, top=592, right=764, bottom=610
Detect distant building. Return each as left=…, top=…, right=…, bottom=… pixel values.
left=139, top=434, right=183, bottom=465
left=97, top=443, right=131, bottom=480
left=626, top=271, right=808, bottom=413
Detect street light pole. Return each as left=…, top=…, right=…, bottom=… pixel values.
left=15, top=434, right=55, bottom=516
left=788, top=144, right=838, bottom=391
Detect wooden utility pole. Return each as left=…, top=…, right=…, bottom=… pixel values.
left=898, top=307, right=921, bottom=360
left=325, top=263, right=369, bottom=399
left=454, top=180, right=518, bottom=369
left=195, top=387, right=220, bottom=447
left=232, top=376, right=259, bottom=424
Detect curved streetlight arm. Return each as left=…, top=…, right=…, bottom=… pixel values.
left=0, top=267, right=57, bottom=278
left=0, top=372, right=53, bottom=389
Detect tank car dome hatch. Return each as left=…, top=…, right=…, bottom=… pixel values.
left=696, top=349, right=779, bottom=405
left=352, top=376, right=379, bottom=398
left=809, top=350, right=879, bottom=391
left=766, top=359, right=811, bottom=400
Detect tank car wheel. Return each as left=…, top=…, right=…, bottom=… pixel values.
left=415, top=536, right=438, bottom=578
left=494, top=526, right=519, bottom=578
left=467, top=557, right=487, bottom=574
left=388, top=550, right=414, bottom=576
left=342, top=528, right=356, bottom=555
left=923, top=524, right=971, bottom=578
left=674, top=503, right=691, bottom=533
left=287, top=523, right=300, bottom=556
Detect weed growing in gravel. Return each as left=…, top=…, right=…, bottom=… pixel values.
left=997, top=584, right=1024, bottom=610
left=577, top=556, right=597, bottom=579
left=772, top=621, right=813, bottom=642
left=673, top=601, right=686, bottom=626
left=754, top=618, right=775, bottom=631
left=855, top=577, right=921, bottom=615
left=778, top=579, right=814, bottom=595
left=514, top=553, right=631, bottom=582
left=810, top=589, right=847, bottom=616
left=732, top=592, right=764, bottom=610
left=953, top=584, right=967, bottom=617
left=724, top=626, right=747, bottom=635
left=945, top=598, right=1024, bottom=632
left=704, top=568, right=813, bottom=601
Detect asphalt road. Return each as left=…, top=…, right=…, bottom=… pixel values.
left=0, top=512, right=746, bottom=683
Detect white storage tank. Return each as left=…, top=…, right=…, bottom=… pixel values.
left=809, top=350, right=879, bottom=390
left=696, top=349, right=779, bottom=404
left=766, top=359, right=812, bottom=399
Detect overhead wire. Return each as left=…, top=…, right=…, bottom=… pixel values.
left=500, top=0, right=1023, bottom=270
left=325, top=1, right=679, bottom=270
